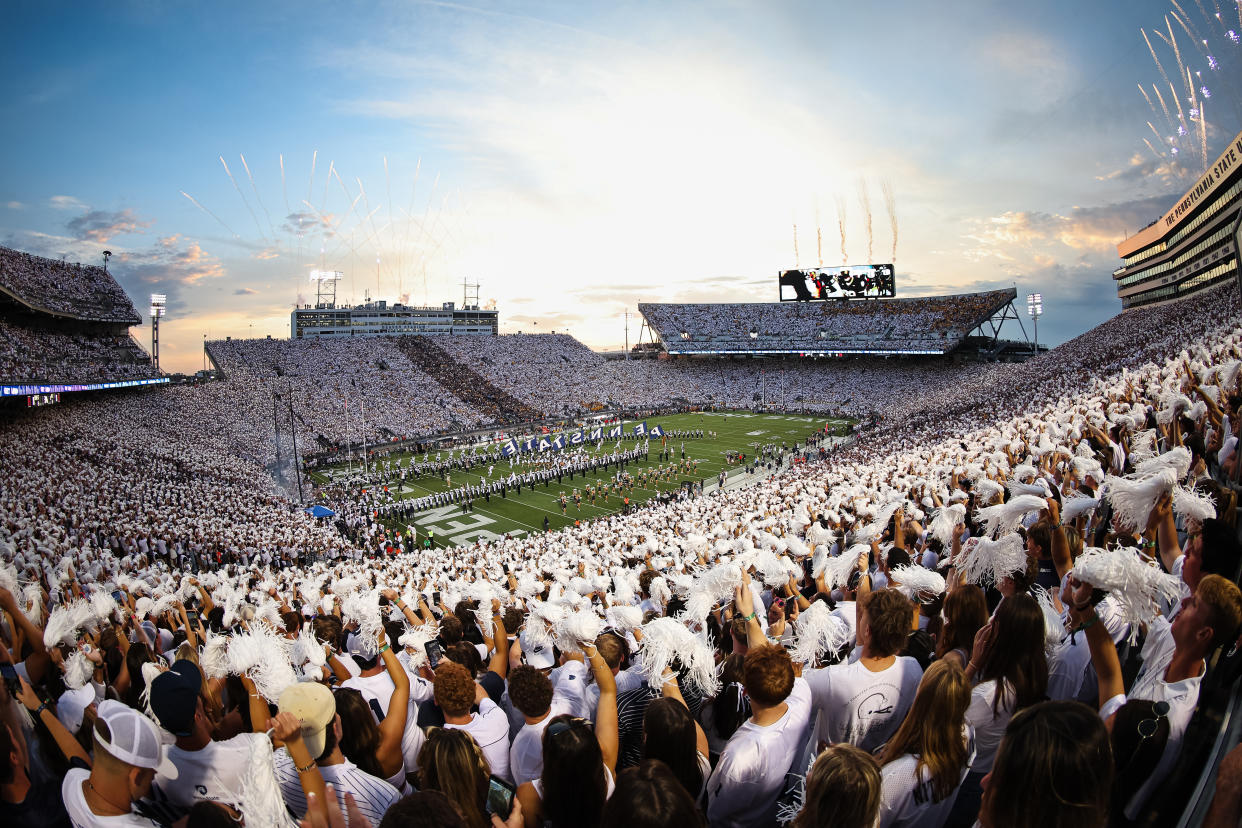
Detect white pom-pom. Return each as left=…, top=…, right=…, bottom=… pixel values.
left=974, top=494, right=1047, bottom=538
left=1104, top=469, right=1176, bottom=531
left=340, top=589, right=383, bottom=658
left=1072, top=547, right=1183, bottom=645
left=1133, top=447, right=1192, bottom=480
left=788, top=602, right=851, bottom=665
left=973, top=478, right=1004, bottom=504
left=822, top=548, right=866, bottom=591
left=1172, top=485, right=1216, bottom=522
left=635, top=617, right=720, bottom=696
left=680, top=563, right=742, bottom=622
left=929, top=504, right=967, bottom=547
left=1031, top=586, right=1065, bottom=655
left=890, top=565, right=946, bottom=602
left=43, top=601, right=83, bottom=648
left=606, top=604, right=643, bottom=632
left=227, top=626, right=297, bottom=703
left=555, top=609, right=604, bottom=652
left=200, top=634, right=230, bottom=680
left=63, top=649, right=95, bottom=690
left=958, top=534, right=1028, bottom=586
left=1060, top=494, right=1100, bottom=524
left=648, top=576, right=672, bottom=609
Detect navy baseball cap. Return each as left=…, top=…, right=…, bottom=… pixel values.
left=149, top=659, right=203, bottom=737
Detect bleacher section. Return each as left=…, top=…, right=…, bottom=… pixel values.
left=639, top=288, right=1015, bottom=355
left=393, top=336, right=545, bottom=423
left=0, top=245, right=141, bottom=323
left=0, top=246, right=161, bottom=392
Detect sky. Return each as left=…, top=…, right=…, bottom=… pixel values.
left=3, top=0, right=1241, bottom=374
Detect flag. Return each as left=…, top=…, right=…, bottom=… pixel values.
left=589, top=426, right=603, bottom=441
left=521, top=438, right=535, bottom=453
left=552, top=434, right=566, bottom=450
left=650, top=424, right=664, bottom=438
left=541, top=425, right=551, bottom=434
left=607, top=424, right=622, bottom=438
left=538, top=437, right=552, bottom=452
left=634, top=421, right=647, bottom=436
left=500, top=439, right=519, bottom=457
left=570, top=430, right=585, bottom=445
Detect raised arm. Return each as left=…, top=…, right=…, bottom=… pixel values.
left=0, top=587, right=45, bottom=655
left=17, top=677, right=91, bottom=767
left=1046, top=498, right=1073, bottom=582
left=660, top=667, right=709, bottom=758
left=375, top=627, right=409, bottom=764
left=487, top=600, right=510, bottom=679
left=733, top=571, right=766, bottom=649
left=585, top=643, right=618, bottom=774
left=269, top=710, right=329, bottom=823
left=1067, top=581, right=1125, bottom=711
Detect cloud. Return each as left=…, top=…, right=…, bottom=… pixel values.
left=4, top=201, right=23, bottom=210
left=65, top=208, right=152, bottom=243
left=234, top=287, right=259, bottom=295
left=963, top=195, right=1171, bottom=258
left=49, top=195, right=87, bottom=210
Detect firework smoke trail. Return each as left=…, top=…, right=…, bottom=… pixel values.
left=1139, top=83, right=1156, bottom=111
left=1172, top=6, right=1242, bottom=134
left=1143, top=28, right=1175, bottom=91
left=1148, top=120, right=1168, bottom=148
left=1163, top=16, right=1193, bottom=103
left=220, top=156, right=267, bottom=241
left=322, top=160, right=335, bottom=213
left=880, top=179, right=898, bottom=263
left=1143, top=137, right=1165, bottom=159
left=857, top=181, right=873, bottom=263
left=1172, top=1, right=1209, bottom=43
left=385, top=156, right=399, bottom=300
left=398, top=159, right=422, bottom=301
left=1200, top=98, right=1209, bottom=169
left=180, top=190, right=239, bottom=238
left=792, top=220, right=800, bottom=268
left=1153, top=84, right=1175, bottom=130
left=1169, top=81, right=1187, bottom=134
left=834, top=195, right=847, bottom=264
left=239, top=154, right=277, bottom=240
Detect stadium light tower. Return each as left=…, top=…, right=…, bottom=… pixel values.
left=149, top=294, right=166, bottom=371
left=1026, top=293, right=1043, bottom=355
left=102, top=250, right=112, bottom=272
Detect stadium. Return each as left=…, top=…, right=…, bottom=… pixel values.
left=3, top=6, right=1242, bottom=828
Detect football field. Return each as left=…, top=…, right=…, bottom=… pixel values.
left=311, top=411, right=851, bottom=548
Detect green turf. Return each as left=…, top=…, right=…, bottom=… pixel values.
left=311, top=412, right=852, bottom=547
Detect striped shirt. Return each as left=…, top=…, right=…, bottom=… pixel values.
left=273, top=750, right=401, bottom=825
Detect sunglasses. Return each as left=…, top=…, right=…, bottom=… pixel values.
left=1136, top=700, right=1170, bottom=740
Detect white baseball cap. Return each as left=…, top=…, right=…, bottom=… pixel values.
left=95, top=699, right=162, bottom=770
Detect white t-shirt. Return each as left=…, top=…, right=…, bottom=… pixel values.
left=1047, top=631, right=1092, bottom=702
left=807, top=657, right=923, bottom=752
left=342, top=670, right=397, bottom=717
left=877, top=727, right=976, bottom=828
left=147, top=733, right=267, bottom=820
left=446, top=697, right=513, bottom=783
left=706, top=678, right=814, bottom=828
left=62, top=768, right=163, bottom=827
left=1123, top=616, right=1203, bottom=820
left=508, top=698, right=573, bottom=787
left=964, top=679, right=1016, bottom=774
left=550, top=660, right=593, bottom=719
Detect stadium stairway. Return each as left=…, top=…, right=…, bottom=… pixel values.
left=394, top=335, right=546, bottom=424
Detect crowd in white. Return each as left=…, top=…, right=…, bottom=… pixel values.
left=0, top=246, right=139, bottom=324
left=1, top=275, right=1240, bottom=827
left=0, top=320, right=153, bottom=384
left=639, top=291, right=1013, bottom=354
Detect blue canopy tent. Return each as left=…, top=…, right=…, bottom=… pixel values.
left=305, top=505, right=335, bottom=518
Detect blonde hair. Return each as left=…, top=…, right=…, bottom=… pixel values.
left=795, top=744, right=881, bottom=828
left=878, top=660, right=971, bottom=803
left=418, top=727, right=491, bottom=828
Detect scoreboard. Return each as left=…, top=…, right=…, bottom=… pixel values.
left=779, top=264, right=895, bottom=301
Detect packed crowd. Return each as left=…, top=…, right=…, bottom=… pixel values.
left=0, top=247, right=140, bottom=324
left=0, top=319, right=154, bottom=384
left=638, top=290, right=1014, bottom=354
left=208, top=338, right=493, bottom=446
left=0, top=277, right=1240, bottom=827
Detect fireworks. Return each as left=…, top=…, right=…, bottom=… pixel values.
left=1137, top=1, right=1241, bottom=175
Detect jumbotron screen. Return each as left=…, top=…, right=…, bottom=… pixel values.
left=779, top=264, right=896, bottom=301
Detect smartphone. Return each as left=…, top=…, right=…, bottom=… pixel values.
left=486, top=774, right=516, bottom=816
left=0, top=662, right=20, bottom=698
left=111, top=590, right=124, bottom=604
left=432, top=591, right=441, bottom=606
left=501, top=563, right=510, bottom=574
left=424, top=640, right=444, bottom=670
left=186, top=610, right=200, bottom=628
